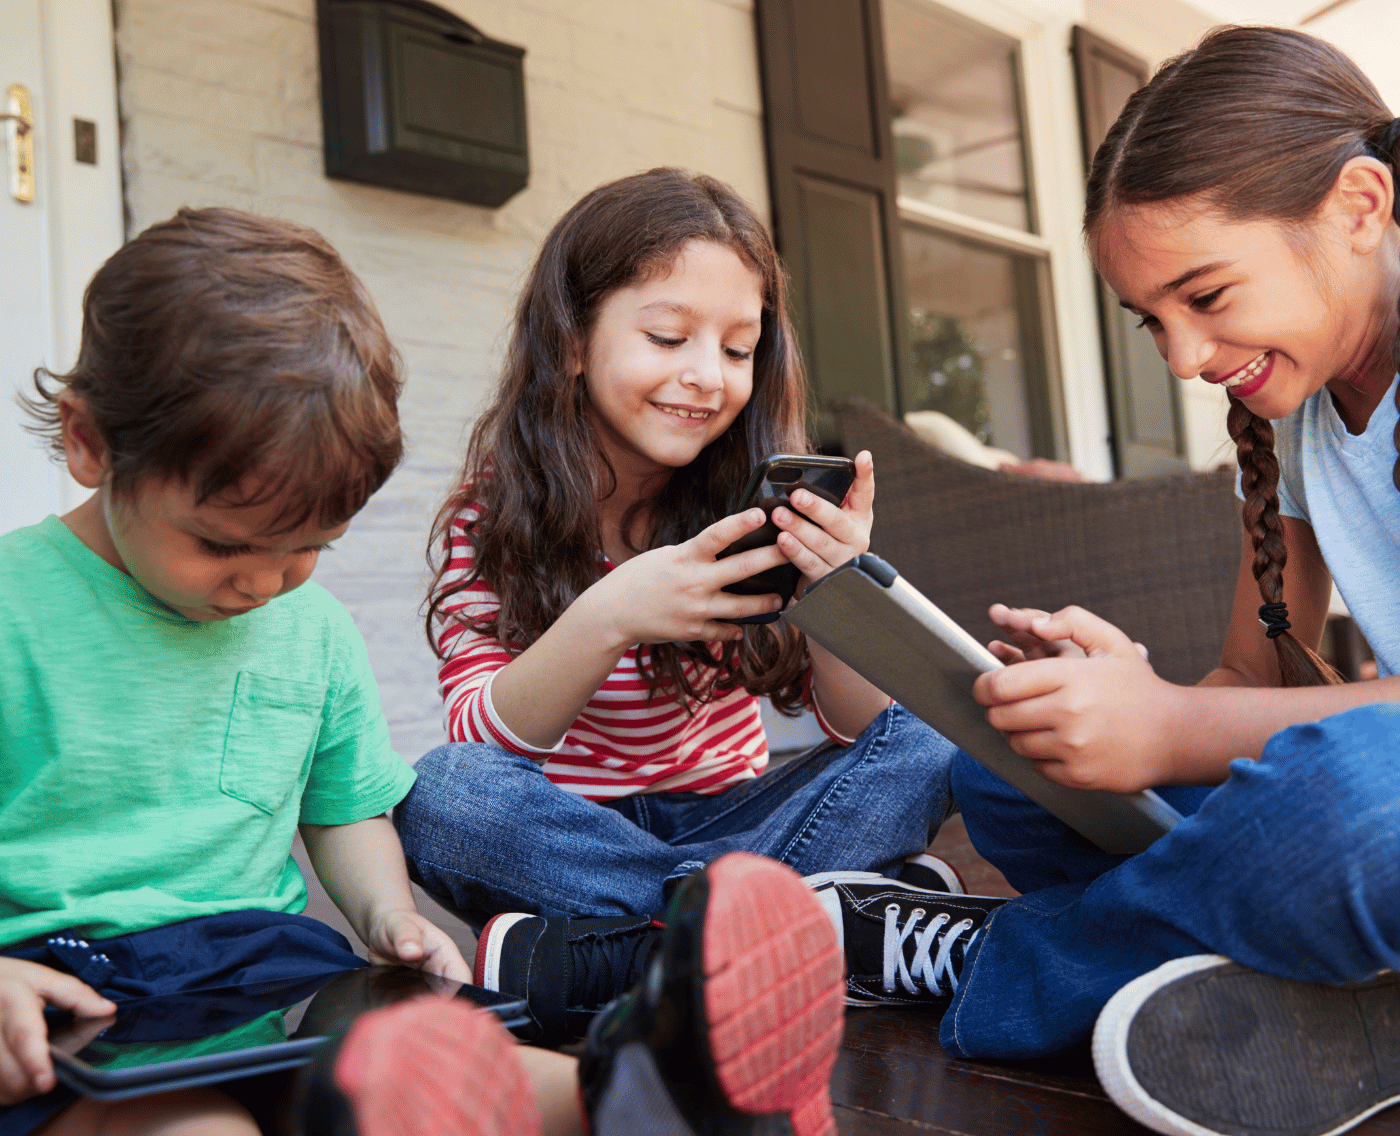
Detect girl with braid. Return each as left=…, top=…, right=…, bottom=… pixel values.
left=809, top=24, right=1400, bottom=1136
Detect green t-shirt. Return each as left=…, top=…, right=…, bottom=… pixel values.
left=0, top=516, right=416, bottom=947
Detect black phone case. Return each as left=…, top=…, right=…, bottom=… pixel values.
left=718, top=454, right=856, bottom=624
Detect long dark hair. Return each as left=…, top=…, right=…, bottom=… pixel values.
left=425, top=168, right=811, bottom=711
left=25, top=207, right=403, bottom=529
left=1082, top=25, right=1400, bottom=686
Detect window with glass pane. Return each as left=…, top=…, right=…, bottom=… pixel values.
left=901, top=224, right=1052, bottom=461
left=883, top=0, right=1033, bottom=232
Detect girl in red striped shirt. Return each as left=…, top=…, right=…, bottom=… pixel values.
left=393, top=169, right=958, bottom=1042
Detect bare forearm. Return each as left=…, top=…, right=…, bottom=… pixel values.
left=1163, top=676, right=1400, bottom=782
left=1195, top=664, right=1255, bottom=688
left=299, top=816, right=416, bottom=945
left=806, top=638, right=890, bottom=740
left=487, top=593, right=630, bottom=750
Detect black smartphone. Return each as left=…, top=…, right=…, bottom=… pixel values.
left=718, top=454, right=857, bottom=624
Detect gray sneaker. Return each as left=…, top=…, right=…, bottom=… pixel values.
left=1094, top=954, right=1400, bottom=1136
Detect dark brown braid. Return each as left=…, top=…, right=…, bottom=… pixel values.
left=1394, top=368, right=1400, bottom=494
left=1227, top=398, right=1344, bottom=686
left=1367, top=115, right=1400, bottom=499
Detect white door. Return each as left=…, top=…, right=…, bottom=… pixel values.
left=1, top=0, right=58, bottom=533
left=0, top=0, right=122, bottom=535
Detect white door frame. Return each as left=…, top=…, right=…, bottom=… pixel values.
left=1, top=0, right=123, bottom=534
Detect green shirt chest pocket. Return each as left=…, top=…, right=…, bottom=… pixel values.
left=220, top=671, right=329, bottom=816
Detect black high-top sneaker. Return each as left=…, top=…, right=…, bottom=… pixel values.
left=1094, top=955, right=1400, bottom=1136
left=579, top=852, right=846, bottom=1136
left=805, top=872, right=1005, bottom=1009
left=474, top=910, right=664, bottom=1043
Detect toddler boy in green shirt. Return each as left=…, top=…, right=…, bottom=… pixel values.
left=0, top=208, right=468, bottom=1135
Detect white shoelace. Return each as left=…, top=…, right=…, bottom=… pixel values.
left=882, top=903, right=979, bottom=996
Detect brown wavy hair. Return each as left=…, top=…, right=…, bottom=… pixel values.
left=1082, top=25, right=1400, bottom=686
left=24, top=206, right=403, bottom=529
left=425, top=168, right=812, bottom=711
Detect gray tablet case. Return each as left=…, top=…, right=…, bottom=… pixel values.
left=785, top=555, right=1182, bottom=854
left=51, top=1036, right=325, bottom=1102
left=49, top=979, right=530, bottom=1101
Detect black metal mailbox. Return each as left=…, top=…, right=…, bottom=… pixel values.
left=317, top=0, right=529, bottom=207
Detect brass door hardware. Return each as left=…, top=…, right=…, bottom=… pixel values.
left=7, top=84, right=35, bottom=203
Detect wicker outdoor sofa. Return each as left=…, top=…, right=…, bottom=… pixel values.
left=832, top=399, right=1242, bottom=687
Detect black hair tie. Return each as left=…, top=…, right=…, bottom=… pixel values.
left=1258, top=602, right=1291, bottom=639
left=1370, top=117, right=1400, bottom=161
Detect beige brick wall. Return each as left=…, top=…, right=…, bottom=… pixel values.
left=113, top=0, right=770, bottom=758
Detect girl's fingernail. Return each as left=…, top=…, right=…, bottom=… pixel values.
left=793, top=490, right=809, bottom=506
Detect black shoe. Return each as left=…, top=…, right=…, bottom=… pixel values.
left=1094, top=954, right=1400, bottom=1136
left=474, top=910, right=663, bottom=1043
left=580, top=852, right=845, bottom=1136
left=895, top=854, right=965, bottom=893
left=804, top=872, right=1005, bottom=1009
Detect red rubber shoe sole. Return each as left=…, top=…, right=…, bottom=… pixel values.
left=701, top=853, right=846, bottom=1136
left=333, top=994, right=541, bottom=1136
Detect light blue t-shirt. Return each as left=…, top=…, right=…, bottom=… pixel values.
left=1267, top=374, right=1400, bottom=677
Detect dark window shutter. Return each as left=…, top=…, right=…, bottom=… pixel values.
left=756, top=0, right=910, bottom=447
left=1072, top=25, right=1188, bottom=478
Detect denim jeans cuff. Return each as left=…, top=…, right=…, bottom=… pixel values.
left=661, top=858, right=708, bottom=902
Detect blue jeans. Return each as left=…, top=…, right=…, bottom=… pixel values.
left=943, top=703, right=1400, bottom=1059
left=395, top=704, right=954, bottom=929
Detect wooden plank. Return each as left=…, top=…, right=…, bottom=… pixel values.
left=839, top=1013, right=1105, bottom=1095
left=834, top=1103, right=936, bottom=1135
left=834, top=1012, right=1139, bottom=1134
left=834, top=1010, right=1400, bottom=1135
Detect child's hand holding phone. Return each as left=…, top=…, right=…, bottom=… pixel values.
left=718, top=451, right=872, bottom=623
left=774, top=448, right=874, bottom=586
left=590, top=512, right=796, bottom=645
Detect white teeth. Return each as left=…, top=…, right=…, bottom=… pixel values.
left=658, top=405, right=710, bottom=419
left=1221, top=352, right=1270, bottom=388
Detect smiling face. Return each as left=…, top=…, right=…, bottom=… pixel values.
left=102, top=480, right=348, bottom=622
left=1092, top=194, right=1398, bottom=422
left=581, top=239, right=764, bottom=487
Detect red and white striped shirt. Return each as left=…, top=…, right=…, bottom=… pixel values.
left=435, top=506, right=838, bottom=800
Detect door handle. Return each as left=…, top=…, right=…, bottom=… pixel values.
left=7, top=84, right=35, bottom=203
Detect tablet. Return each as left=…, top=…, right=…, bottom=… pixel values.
left=48, top=967, right=530, bottom=1101
left=785, top=555, right=1183, bottom=854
